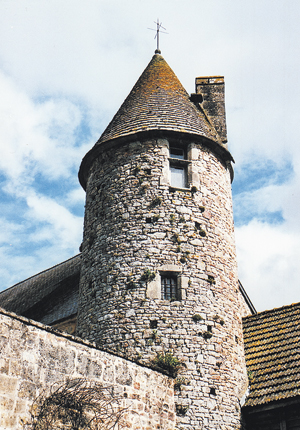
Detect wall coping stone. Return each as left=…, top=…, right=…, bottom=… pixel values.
left=0, top=306, right=170, bottom=377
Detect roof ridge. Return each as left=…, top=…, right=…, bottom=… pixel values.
left=243, top=301, right=300, bottom=323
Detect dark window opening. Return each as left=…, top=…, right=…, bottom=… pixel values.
left=210, top=388, right=216, bottom=396
left=146, top=217, right=152, bottom=223
left=161, top=275, right=178, bottom=301
left=170, top=147, right=186, bottom=160
left=207, top=275, right=215, bottom=285
left=150, top=320, right=158, bottom=329
left=207, top=325, right=212, bottom=332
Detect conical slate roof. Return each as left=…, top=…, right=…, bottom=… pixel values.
left=98, top=53, right=220, bottom=145
left=79, top=53, right=233, bottom=189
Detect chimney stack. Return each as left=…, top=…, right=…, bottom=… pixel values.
left=194, top=76, right=227, bottom=145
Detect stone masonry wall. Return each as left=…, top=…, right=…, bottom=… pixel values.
left=0, top=307, right=175, bottom=430
left=77, top=137, right=248, bottom=429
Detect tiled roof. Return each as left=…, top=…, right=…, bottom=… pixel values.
left=0, top=254, right=81, bottom=317
left=97, top=53, right=221, bottom=146
left=243, top=302, right=300, bottom=407
left=31, top=277, right=79, bottom=326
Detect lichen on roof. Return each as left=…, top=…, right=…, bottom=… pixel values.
left=243, top=302, right=300, bottom=408
left=97, top=53, right=221, bottom=145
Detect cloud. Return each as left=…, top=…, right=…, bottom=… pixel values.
left=233, top=156, right=300, bottom=311
left=0, top=0, right=300, bottom=315
left=0, top=69, right=88, bottom=289
left=0, top=71, right=89, bottom=182
left=236, top=220, right=300, bottom=312
left=0, top=186, right=83, bottom=289
left=26, top=191, right=82, bottom=246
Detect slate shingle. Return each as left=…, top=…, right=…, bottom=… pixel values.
left=97, top=53, right=221, bottom=146
left=0, top=254, right=81, bottom=318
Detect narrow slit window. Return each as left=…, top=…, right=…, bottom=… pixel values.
left=161, top=275, right=178, bottom=301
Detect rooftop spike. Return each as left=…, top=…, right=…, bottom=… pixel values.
left=148, top=18, right=167, bottom=53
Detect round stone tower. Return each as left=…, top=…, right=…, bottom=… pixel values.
left=77, top=53, right=247, bottom=429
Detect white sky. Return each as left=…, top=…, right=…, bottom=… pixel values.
left=0, top=0, right=300, bottom=312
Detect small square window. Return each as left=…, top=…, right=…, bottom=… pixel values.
left=161, top=275, right=178, bottom=301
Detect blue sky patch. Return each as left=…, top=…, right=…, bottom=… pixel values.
left=232, top=159, right=294, bottom=195
left=233, top=208, right=284, bottom=227
left=232, top=158, right=292, bottom=227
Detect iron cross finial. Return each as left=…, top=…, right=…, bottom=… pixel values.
left=148, top=19, right=168, bottom=54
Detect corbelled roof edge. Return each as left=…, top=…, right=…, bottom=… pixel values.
left=79, top=54, right=234, bottom=190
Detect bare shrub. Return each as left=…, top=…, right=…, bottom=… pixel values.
left=22, top=379, right=127, bottom=430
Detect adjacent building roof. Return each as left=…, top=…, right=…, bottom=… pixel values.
left=243, top=302, right=300, bottom=408
left=0, top=254, right=81, bottom=324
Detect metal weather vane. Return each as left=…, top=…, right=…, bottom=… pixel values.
left=148, top=19, right=168, bottom=54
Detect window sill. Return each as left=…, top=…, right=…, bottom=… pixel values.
left=159, top=298, right=182, bottom=303
left=168, top=158, right=191, bottom=166
left=169, top=186, right=192, bottom=193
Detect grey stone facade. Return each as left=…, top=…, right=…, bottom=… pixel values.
left=77, top=135, right=248, bottom=429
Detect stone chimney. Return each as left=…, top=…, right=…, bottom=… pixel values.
left=192, top=76, right=227, bottom=145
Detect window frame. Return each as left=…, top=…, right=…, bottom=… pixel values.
left=169, top=146, right=186, bottom=160
left=161, top=273, right=179, bottom=301
left=168, top=145, right=191, bottom=190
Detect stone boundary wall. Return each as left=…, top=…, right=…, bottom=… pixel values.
left=0, top=307, right=175, bottom=429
